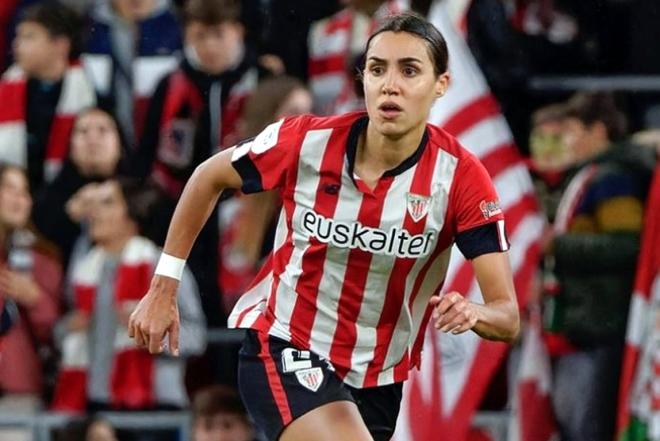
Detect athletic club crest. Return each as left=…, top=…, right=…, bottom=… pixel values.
left=295, top=367, right=324, bottom=392
left=406, top=193, right=431, bottom=222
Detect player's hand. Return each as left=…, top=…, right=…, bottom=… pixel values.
left=128, top=275, right=180, bottom=356
left=429, top=291, right=478, bottom=335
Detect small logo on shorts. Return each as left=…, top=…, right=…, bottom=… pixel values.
left=295, top=367, right=324, bottom=392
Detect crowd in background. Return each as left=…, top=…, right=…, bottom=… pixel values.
left=0, top=1, right=658, bottom=441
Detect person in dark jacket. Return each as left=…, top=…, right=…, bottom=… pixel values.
left=133, top=0, right=259, bottom=327
left=32, top=108, right=127, bottom=268
left=546, top=92, right=656, bottom=441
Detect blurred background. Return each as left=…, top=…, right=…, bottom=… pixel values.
left=0, top=0, right=658, bottom=440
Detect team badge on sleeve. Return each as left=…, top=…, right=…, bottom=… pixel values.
left=407, top=193, right=431, bottom=222
left=295, top=367, right=324, bottom=392
left=480, top=200, right=502, bottom=219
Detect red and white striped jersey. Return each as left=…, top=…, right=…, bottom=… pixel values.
left=228, top=112, right=508, bottom=388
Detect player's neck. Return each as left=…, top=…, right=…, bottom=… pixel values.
left=360, top=121, right=425, bottom=172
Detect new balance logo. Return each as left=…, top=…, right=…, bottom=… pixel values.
left=301, top=209, right=435, bottom=258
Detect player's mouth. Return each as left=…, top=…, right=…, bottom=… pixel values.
left=378, top=101, right=403, bottom=119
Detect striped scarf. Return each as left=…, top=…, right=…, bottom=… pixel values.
left=51, top=237, right=159, bottom=412
left=151, top=67, right=257, bottom=197
left=0, top=63, right=96, bottom=183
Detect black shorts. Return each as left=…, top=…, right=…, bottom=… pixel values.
left=238, top=329, right=403, bottom=441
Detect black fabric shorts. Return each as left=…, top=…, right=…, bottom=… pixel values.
left=238, top=329, right=403, bottom=441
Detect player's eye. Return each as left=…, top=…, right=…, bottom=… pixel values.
left=402, top=66, right=419, bottom=77
left=369, top=65, right=385, bottom=76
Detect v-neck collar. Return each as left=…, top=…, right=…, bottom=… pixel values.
left=345, top=115, right=429, bottom=190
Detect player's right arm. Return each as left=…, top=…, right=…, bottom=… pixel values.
left=128, top=148, right=243, bottom=355
left=128, top=116, right=304, bottom=355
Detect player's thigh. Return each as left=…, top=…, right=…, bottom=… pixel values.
left=279, top=400, right=373, bottom=441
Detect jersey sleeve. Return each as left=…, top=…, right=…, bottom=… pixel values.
left=450, top=154, right=510, bottom=259
left=230, top=115, right=307, bottom=193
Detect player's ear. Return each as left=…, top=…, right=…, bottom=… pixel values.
left=435, top=72, right=449, bottom=98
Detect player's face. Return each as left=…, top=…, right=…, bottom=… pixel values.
left=363, top=31, right=448, bottom=139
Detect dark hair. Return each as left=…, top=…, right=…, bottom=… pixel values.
left=192, top=385, right=249, bottom=421
left=55, top=415, right=115, bottom=441
left=114, top=177, right=163, bottom=233
left=365, top=12, right=449, bottom=76
left=241, top=75, right=307, bottom=138
left=183, top=0, right=241, bottom=26
left=19, top=2, right=82, bottom=60
left=532, top=102, right=568, bottom=127
left=564, top=92, right=628, bottom=142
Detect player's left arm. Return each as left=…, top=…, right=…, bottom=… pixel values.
left=430, top=153, right=520, bottom=342
left=430, top=251, right=519, bottom=342
left=471, top=252, right=519, bottom=341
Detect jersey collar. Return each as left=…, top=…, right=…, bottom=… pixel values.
left=346, top=115, right=429, bottom=181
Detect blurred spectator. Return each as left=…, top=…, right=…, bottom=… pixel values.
left=544, top=92, right=656, bottom=441
left=135, top=0, right=258, bottom=194
left=307, top=0, right=408, bottom=115
left=56, top=415, right=119, bottom=441
left=51, top=178, right=206, bottom=412
left=84, top=417, right=118, bottom=441
left=220, top=76, right=312, bottom=310
left=82, top=0, right=181, bottom=146
left=191, top=385, right=256, bottom=441
left=528, top=102, right=576, bottom=223
left=32, top=108, right=128, bottom=268
left=133, top=0, right=261, bottom=326
left=259, top=0, right=341, bottom=81
left=0, top=2, right=96, bottom=193
left=529, top=103, right=574, bottom=174
left=0, top=164, right=63, bottom=411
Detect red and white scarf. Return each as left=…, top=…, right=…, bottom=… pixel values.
left=0, top=63, right=96, bottom=183
left=152, top=67, right=257, bottom=197
left=51, top=237, right=159, bottom=412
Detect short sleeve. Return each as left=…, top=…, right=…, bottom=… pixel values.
left=451, top=154, right=509, bottom=259
left=230, top=116, right=307, bottom=193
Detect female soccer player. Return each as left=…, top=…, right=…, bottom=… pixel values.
left=129, top=12, right=519, bottom=441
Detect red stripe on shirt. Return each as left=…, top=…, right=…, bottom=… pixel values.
left=289, top=128, right=347, bottom=348
left=363, top=146, right=439, bottom=387
left=330, top=177, right=394, bottom=379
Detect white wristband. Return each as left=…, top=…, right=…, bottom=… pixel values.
left=154, top=253, right=186, bottom=281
